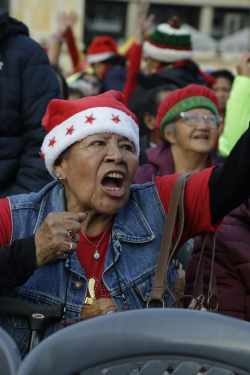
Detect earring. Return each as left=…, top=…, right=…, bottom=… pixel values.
left=57, top=173, right=64, bottom=189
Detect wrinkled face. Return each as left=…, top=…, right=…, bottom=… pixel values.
left=54, top=133, right=139, bottom=215
left=163, top=108, right=218, bottom=155
left=212, top=77, right=232, bottom=111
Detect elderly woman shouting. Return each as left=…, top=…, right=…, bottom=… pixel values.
left=1, top=90, right=250, bottom=357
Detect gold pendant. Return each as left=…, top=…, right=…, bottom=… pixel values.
left=85, top=278, right=96, bottom=305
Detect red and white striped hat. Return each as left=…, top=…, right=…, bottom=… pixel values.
left=40, top=90, right=139, bottom=178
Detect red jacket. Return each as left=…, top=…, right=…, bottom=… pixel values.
left=185, top=200, right=250, bottom=321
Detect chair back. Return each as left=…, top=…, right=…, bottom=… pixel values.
left=16, top=309, right=250, bottom=375
left=0, top=327, right=21, bottom=375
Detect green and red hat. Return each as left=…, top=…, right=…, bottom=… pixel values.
left=143, top=17, right=193, bottom=63
left=155, top=84, right=219, bottom=142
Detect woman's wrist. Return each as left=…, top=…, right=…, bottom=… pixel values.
left=52, top=33, right=66, bottom=44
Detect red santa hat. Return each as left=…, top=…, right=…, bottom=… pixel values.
left=87, top=36, right=118, bottom=64
left=40, top=91, right=139, bottom=178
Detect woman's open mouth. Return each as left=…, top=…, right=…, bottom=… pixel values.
left=101, top=172, right=125, bottom=196
left=194, top=134, right=209, bottom=141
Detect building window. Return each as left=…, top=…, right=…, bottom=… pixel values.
left=0, top=0, right=9, bottom=12
left=147, top=4, right=201, bottom=30
left=212, top=8, right=250, bottom=39
left=84, top=0, right=126, bottom=47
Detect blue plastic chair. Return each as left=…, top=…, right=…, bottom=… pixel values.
left=15, top=308, right=250, bottom=375
left=0, top=327, right=21, bottom=375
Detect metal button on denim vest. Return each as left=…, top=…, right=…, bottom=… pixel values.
left=0, top=181, right=178, bottom=357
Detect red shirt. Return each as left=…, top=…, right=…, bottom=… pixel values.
left=0, top=169, right=221, bottom=303
left=76, top=225, right=112, bottom=305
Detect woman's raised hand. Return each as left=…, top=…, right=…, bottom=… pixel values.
left=136, top=2, right=155, bottom=45
left=236, top=52, right=250, bottom=78
left=34, top=212, right=87, bottom=269
left=56, top=11, right=78, bottom=38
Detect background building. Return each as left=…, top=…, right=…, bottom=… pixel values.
left=4, top=0, right=250, bottom=73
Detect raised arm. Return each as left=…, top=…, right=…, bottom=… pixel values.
left=219, top=53, right=250, bottom=157
left=210, top=126, right=250, bottom=224
left=48, top=12, right=78, bottom=67
left=123, top=3, right=155, bottom=105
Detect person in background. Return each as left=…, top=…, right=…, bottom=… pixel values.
left=210, top=70, right=234, bottom=122
left=134, top=84, right=220, bottom=184
left=124, top=3, right=216, bottom=110
left=86, top=36, right=127, bottom=93
left=219, top=53, right=250, bottom=158
left=48, top=12, right=79, bottom=71
left=80, top=73, right=101, bottom=96
left=185, top=197, right=250, bottom=321
left=68, top=87, right=84, bottom=101
left=133, top=84, right=220, bottom=299
left=138, top=84, right=177, bottom=165
left=0, top=12, right=61, bottom=198
left=68, top=79, right=93, bottom=97
left=51, top=64, right=69, bottom=99
left=210, top=70, right=234, bottom=155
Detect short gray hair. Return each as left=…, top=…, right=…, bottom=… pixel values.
left=165, top=121, right=175, bottom=135
left=54, top=145, right=72, bottom=166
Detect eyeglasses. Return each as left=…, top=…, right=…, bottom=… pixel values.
left=61, top=306, right=129, bottom=327
left=179, top=112, right=223, bottom=129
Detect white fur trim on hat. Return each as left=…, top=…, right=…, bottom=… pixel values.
left=157, top=23, right=190, bottom=36
left=41, top=107, right=139, bottom=178
left=87, top=51, right=115, bottom=64
left=143, top=40, right=193, bottom=63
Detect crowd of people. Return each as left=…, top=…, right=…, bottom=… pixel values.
left=1, top=2, right=250, bottom=358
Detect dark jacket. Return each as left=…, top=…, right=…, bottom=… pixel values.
left=185, top=200, right=250, bottom=321
left=133, top=144, right=218, bottom=184
left=102, top=65, right=127, bottom=93
left=128, top=61, right=207, bottom=126
left=0, top=12, right=61, bottom=198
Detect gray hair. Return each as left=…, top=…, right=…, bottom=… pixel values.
left=54, top=145, right=72, bottom=166
left=165, top=121, right=175, bottom=135
left=162, top=121, right=176, bottom=146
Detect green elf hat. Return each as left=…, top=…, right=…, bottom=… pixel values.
left=143, top=17, right=193, bottom=63
left=155, top=84, right=219, bottom=142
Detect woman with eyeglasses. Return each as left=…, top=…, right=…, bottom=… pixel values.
left=133, top=84, right=221, bottom=299
left=133, top=84, right=221, bottom=184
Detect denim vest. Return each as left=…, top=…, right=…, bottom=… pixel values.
left=0, top=181, right=178, bottom=357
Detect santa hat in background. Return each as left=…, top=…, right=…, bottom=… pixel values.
left=86, top=36, right=118, bottom=64
left=40, top=90, right=139, bottom=178
left=155, top=84, right=219, bottom=142
left=143, top=16, right=193, bottom=63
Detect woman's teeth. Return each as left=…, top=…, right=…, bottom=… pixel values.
left=105, top=172, right=123, bottom=179
left=105, top=187, right=121, bottom=191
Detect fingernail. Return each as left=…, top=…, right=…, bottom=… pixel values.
left=83, top=212, right=88, bottom=217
